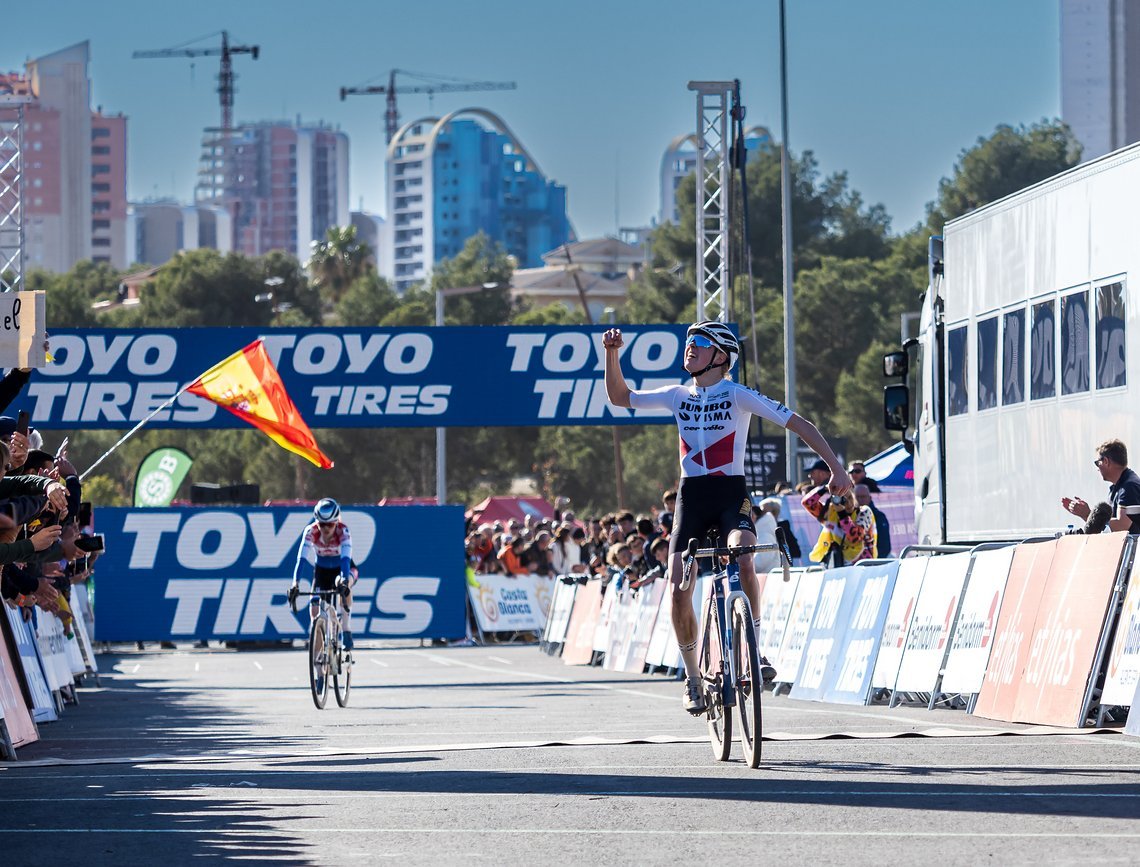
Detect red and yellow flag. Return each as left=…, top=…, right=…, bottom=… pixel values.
left=186, top=339, right=333, bottom=469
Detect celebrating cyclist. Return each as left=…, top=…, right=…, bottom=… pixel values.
left=288, top=498, right=356, bottom=653
left=604, top=321, right=851, bottom=715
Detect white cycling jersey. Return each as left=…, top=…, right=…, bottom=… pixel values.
left=629, top=380, right=793, bottom=477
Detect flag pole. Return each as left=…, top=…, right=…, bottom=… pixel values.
left=79, top=384, right=191, bottom=482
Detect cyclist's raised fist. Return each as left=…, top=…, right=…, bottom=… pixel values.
left=602, top=328, right=624, bottom=350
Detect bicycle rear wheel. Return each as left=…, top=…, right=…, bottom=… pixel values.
left=699, top=593, right=732, bottom=762
left=333, top=630, right=351, bottom=707
left=732, top=597, right=763, bottom=768
left=309, top=616, right=329, bottom=709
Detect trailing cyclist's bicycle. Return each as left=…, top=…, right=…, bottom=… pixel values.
left=291, top=589, right=352, bottom=709
left=681, top=533, right=792, bottom=768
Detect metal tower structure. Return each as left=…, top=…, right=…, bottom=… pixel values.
left=688, top=81, right=733, bottom=323
left=340, top=70, right=517, bottom=143
left=0, top=94, right=31, bottom=292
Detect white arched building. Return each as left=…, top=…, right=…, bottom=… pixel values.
left=383, top=108, right=570, bottom=292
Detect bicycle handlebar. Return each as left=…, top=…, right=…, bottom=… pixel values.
left=678, top=536, right=793, bottom=592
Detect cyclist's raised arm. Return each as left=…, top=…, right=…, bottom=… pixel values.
left=787, top=413, right=852, bottom=494
left=603, top=328, right=632, bottom=408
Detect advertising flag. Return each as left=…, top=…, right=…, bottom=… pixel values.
left=133, top=447, right=193, bottom=507
left=186, top=339, right=333, bottom=468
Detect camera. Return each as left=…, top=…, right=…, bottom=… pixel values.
left=74, top=534, right=105, bottom=554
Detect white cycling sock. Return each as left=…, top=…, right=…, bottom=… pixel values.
left=678, top=639, right=700, bottom=681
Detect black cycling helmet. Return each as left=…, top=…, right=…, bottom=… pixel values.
left=313, top=497, right=341, bottom=523
left=686, top=320, right=739, bottom=372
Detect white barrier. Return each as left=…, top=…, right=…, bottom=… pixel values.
left=755, top=568, right=805, bottom=662
left=771, top=570, right=825, bottom=686
left=604, top=584, right=641, bottom=671
left=1103, top=554, right=1140, bottom=706
left=69, top=599, right=99, bottom=678
left=593, top=585, right=618, bottom=654
left=34, top=611, right=72, bottom=695
left=941, top=546, right=1015, bottom=696
left=5, top=608, right=56, bottom=723
left=541, top=579, right=578, bottom=650
left=872, top=557, right=929, bottom=690
left=893, top=551, right=973, bottom=696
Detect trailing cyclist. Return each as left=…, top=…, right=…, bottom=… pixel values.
left=603, top=321, right=851, bottom=715
left=288, top=498, right=356, bottom=654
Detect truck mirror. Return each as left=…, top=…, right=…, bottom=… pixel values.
left=884, top=384, right=909, bottom=431
left=883, top=351, right=909, bottom=378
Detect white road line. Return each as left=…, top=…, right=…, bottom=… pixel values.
left=13, top=761, right=1140, bottom=783
left=487, top=656, right=513, bottom=665
left=1, top=828, right=1139, bottom=838
left=370, top=659, right=388, bottom=668
left=253, top=661, right=263, bottom=671
left=1, top=790, right=1138, bottom=804
left=131, top=664, right=140, bottom=673
left=194, top=662, right=199, bottom=673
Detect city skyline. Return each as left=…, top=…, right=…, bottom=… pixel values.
left=8, top=1, right=1060, bottom=243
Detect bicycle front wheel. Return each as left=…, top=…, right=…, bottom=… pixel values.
left=732, top=597, right=763, bottom=768
left=333, top=633, right=352, bottom=708
left=699, top=594, right=732, bottom=762
left=309, top=616, right=329, bottom=709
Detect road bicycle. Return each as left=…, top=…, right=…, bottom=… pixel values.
left=681, top=532, right=792, bottom=768
left=292, top=589, right=351, bottom=709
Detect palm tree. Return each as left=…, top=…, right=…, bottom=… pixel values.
left=306, top=225, right=373, bottom=304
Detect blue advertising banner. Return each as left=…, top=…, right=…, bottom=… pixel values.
left=93, top=505, right=467, bottom=641
left=790, top=561, right=899, bottom=704
left=27, top=325, right=693, bottom=429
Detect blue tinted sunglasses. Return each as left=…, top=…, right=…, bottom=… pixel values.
left=686, top=334, right=715, bottom=349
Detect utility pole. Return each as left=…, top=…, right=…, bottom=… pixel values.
left=779, top=0, right=800, bottom=484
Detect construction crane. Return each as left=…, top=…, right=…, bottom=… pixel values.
left=133, top=30, right=260, bottom=141
left=340, top=69, right=517, bottom=143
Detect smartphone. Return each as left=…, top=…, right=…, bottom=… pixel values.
left=15, top=410, right=29, bottom=436
left=74, top=534, right=105, bottom=553
left=78, top=501, right=92, bottom=528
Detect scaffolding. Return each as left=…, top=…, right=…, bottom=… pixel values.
left=0, top=94, right=30, bottom=292
left=688, top=81, right=734, bottom=323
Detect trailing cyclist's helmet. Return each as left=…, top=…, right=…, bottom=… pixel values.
left=313, top=497, right=341, bottom=523
left=686, top=320, right=740, bottom=371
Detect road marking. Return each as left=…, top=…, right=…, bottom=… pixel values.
left=2, top=828, right=1139, bottom=838
left=253, top=661, right=263, bottom=671
left=1, top=789, right=1138, bottom=804
left=131, top=664, right=140, bottom=673
left=370, top=659, right=388, bottom=668
left=487, top=656, right=513, bottom=665
left=194, top=662, right=199, bottom=673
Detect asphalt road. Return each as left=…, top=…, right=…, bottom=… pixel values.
left=2, top=641, right=1139, bottom=866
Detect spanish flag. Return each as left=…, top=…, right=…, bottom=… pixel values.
left=187, top=339, right=333, bottom=469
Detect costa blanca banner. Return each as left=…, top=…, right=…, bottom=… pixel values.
left=31, top=326, right=691, bottom=429
left=771, top=569, right=825, bottom=685
left=95, top=505, right=467, bottom=641
left=468, top=573, right=548, bottom=634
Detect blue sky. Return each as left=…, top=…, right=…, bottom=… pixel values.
left=8, top=0, right=1060, bottom=240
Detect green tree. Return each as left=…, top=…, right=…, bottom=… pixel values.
left=432, top=232, right=516, bottom=325
left=306, top=225, right=373, bottom=306
left=113, top=250, right=274, bottom=327
left=335, top=272, right=401, bottom=326
left=926, top=120, right=1081, bottom=232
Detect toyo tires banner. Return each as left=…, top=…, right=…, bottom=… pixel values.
left=27, top=325, right=691, bottom=429
left=94, top=505, right=467, bottom=642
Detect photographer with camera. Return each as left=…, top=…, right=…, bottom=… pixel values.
left=801, top=482, right=877, bottom=568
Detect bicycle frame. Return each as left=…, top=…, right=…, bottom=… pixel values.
left=305, top=591, right=343, bottom=673
left=707, top=560, right=748, bottom=710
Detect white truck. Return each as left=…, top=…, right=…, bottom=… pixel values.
left=884, top=142, right=1139, bottom=544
